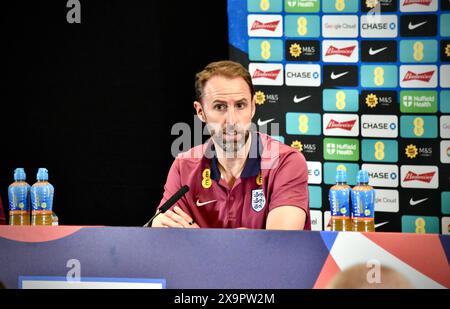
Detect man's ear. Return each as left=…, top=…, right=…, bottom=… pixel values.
left=193, top=101, right=206, bottom=123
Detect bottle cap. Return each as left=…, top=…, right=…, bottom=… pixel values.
left=37, top=168, right=49, bottom=181
left=357, top=170, right=369, bottom=184
left=14, top=168, right=26, bottom=181
left=335, top=169, right=347, bottom=183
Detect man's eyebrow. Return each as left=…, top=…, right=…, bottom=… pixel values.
left=235, top=99, right=248, bottom=103
left=211, top=100, right=228, bottom=105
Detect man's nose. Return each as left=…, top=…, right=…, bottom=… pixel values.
left=226, top=106, right=238, bottom=125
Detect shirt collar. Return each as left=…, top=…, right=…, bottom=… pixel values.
left=205, top=131, right=262, bottom=181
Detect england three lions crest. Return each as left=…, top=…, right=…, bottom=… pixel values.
left=251, top=189, right=266, bottom=212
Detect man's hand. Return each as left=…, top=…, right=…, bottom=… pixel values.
left=151, top=206, right=199, bottom=228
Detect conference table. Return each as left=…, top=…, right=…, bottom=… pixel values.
left=0, top=226, right=448, bottom=289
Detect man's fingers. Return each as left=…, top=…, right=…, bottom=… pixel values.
left=165, top=210, right=186, bottom=226
left=160, top=213, right=183, bottom=228
left=173, top=206, right=194, bottom=224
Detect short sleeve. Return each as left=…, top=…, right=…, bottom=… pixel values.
left=267, top=151, right=309, bottom=218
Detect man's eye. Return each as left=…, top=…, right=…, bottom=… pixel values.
left=236, top=103, right=246, bottom=109
left=215, top=105, right=227, bottom=111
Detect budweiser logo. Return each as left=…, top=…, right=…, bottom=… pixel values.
left=326, top=119, right=356, bottom=131
left=403, top=171, right=435, bottom=183
left=252, top=69, right=281, bottom=80
left=402, top=70, right=434, bottom=82
left=250, top=20, right=280, bottom=31
left=325, top=45, right=356, bottom=57
left=403, top=0, right=432, bottom=6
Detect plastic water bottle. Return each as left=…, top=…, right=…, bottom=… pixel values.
left=351, top=170, right=375, bottom=232
left=8, top=168, right=31, bottom=225
left=31, top=168, right=55, bottom=226
left=328, top=170, right=351, bottom=231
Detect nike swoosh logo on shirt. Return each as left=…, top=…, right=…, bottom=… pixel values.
left=369, top=46, right=388, bottom=55
left=293, top=95, right=311, bottom=103
left=409, top=198, right=428, bottom=206
left=257, top=118, right=275, bottom=126
left=408, top=21, right=427, bottom=30
left=196, top=199, right=217, bottom=207
left=330, top=71, right=349, bottom=80
left=375, top=221, right=389, bottom=229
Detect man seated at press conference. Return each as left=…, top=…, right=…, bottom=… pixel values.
left=151, top=60, right=310, bottom=230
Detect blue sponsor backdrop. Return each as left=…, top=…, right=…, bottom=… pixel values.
left=228, top=0, right=449, bottom=234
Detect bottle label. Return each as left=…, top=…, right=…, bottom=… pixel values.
left=329, top=187, right=350, bottom=218
left=8, top=185, right=30, bottom=212
left=351, top=189, right=375, bottom=219
left=31, top=184, right=54, bottom=212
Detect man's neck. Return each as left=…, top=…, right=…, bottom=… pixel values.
left=214, top=132, right=252, bottom=180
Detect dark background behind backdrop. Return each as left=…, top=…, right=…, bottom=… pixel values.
left=0, top=0, right=228, bottom=225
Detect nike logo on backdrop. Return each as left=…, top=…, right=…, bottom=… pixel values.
left=409, top=198, right=428, bottom=206
left=257, top=118, right=275, bottom=126
left=293, top=95, right=311, bottom=103
left=408, top=21, right=427, bottom=30
left=375, top=221, right=389, bottom=229
left=330, top=71, right=349, bottom=80
left=196, top=199, right=217, bottom=207
left=369, top=46, right=388, bottom=55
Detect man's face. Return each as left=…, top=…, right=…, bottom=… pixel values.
left=194, top=76, right=255, bottom=156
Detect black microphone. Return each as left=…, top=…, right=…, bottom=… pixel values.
left=144, top=185, right=189, bottom=227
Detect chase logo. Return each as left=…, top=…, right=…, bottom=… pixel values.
left=400, top=0, right=437, bottom=12
left=362, top=139, right=399, bottom=163
left=248, top=39, right=283, bottom=62
left=400, top=90, right=437, bottom=113
left=400, top=115, right=438, bottom=138
left=323, top=0, right=358, bottom=12
left=322, top=40, right=358, bottom=63
left=322, top=15, right=358, bottom=38
left=285, top=64, right=321, bottom=87
left=361, top=115, right=398, bottom=138
left=248, top=15, right=283, bottom=37
left=361, top=163, right=399, bottom=188
left=360, top=15, right=398, bottom=38
left=247, top=0, right=283, bottom=12
left=308, top=185, right=322, bottom=209
left=324, top=162, right=359, bottom=185
left=323, top=89, right=358, bottom=112
left=361, top=65, right=398, bottom=88
left=360, top=91, right=398, bottom=114
left=284, top=0, right=320, bottom=12
left=361, top=0, right=398, bottom=12
left=323, top=138, right=359, bottom=161
left=285, top=15, right=320, bottom=38
left=401, top=215, right=439, bottom=234
left=285, top=40, right=320, bottom=61
left=400, top=40, right=438, bottom=63
left=400, top=14, right=437, bottom=37
left=307, top=161, right=322, bottom=184
left=286, top=112, right=321, bottom=135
